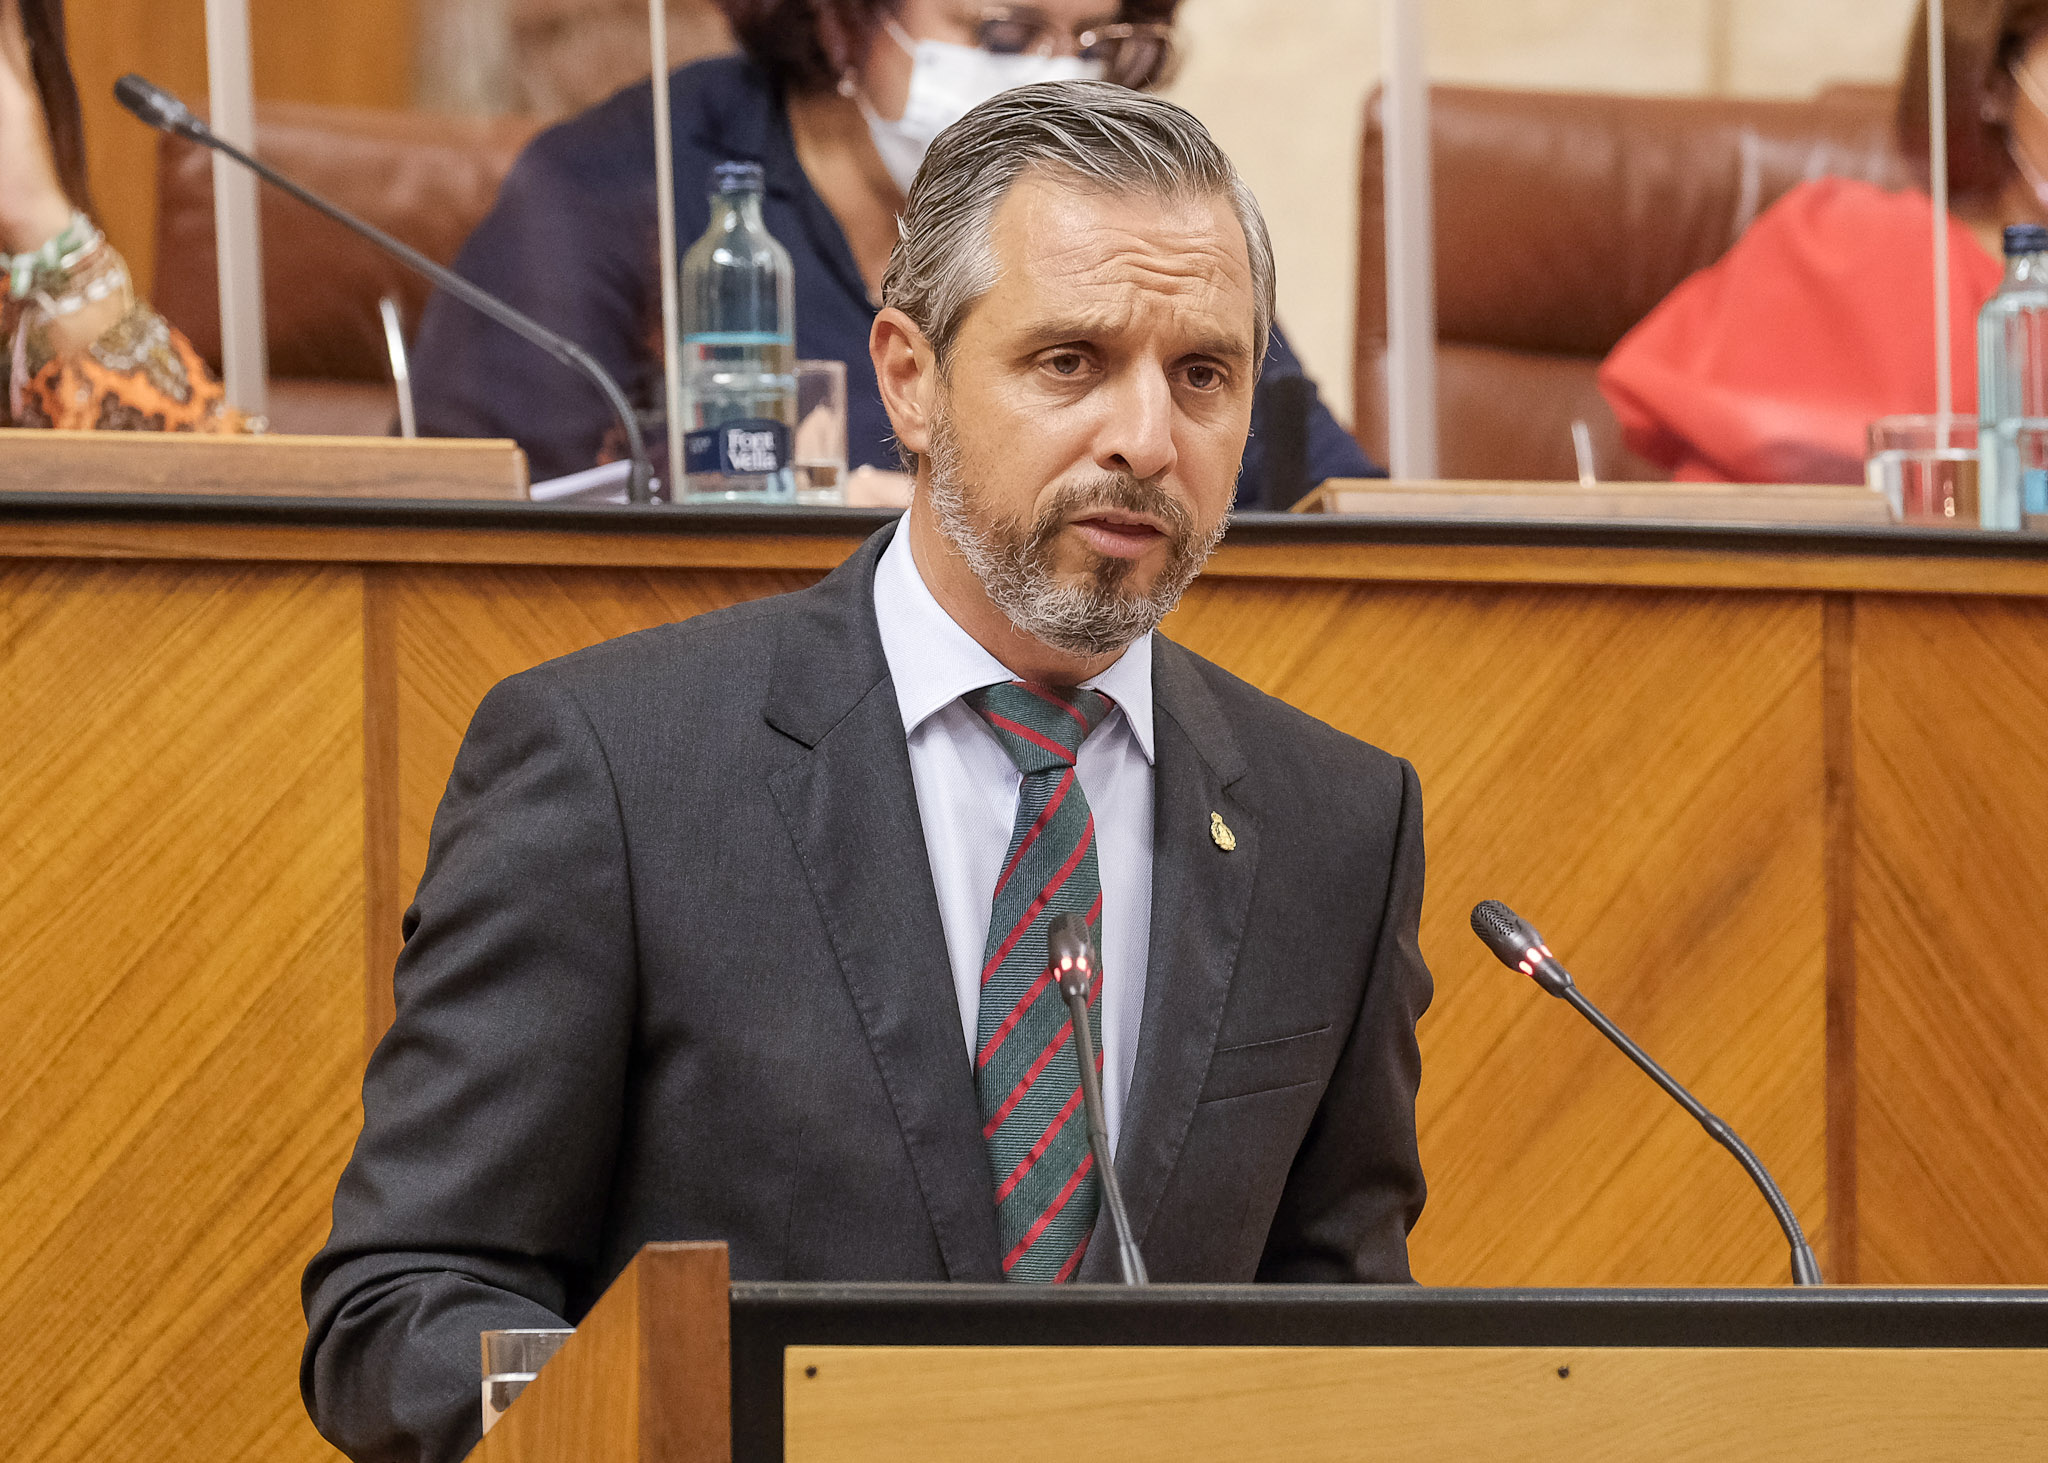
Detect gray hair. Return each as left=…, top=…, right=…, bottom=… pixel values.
left=880, top=79, right=1276, bottom=373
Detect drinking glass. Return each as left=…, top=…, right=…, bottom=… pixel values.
left=793, top=359, right=848, bottom=505
left=481, top=1327, right=574, bottom=1433
left=1865, top=415, right=1979, bottom=525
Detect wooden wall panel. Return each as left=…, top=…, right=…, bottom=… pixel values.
left=1853, top=595, right=2048, bottom=1284
left=69, top=0, right=415, bottom=296
left=0, top=560, right=360, bottom=1462
left=245, top=0, right=416, bottom=110
left=12, top=522, right=2048, bottom=1463
left=67, top=0, right=209, bottom=296
left=1160, top=580, right=1830, bottom=1284
left=376, top=563, right=1833, bottom=1286
left=373, top=566, right=822, bottom=1038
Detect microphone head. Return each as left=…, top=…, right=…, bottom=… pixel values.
left=1046, top=913, right=1094, bottom=1001
left=114, top=75, right=207, bottom=141
left=1470, top=899, right=1528, bottom=957
left=1470, top=900, right=1574, bottom=995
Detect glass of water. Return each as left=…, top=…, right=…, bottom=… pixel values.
left=1866, top=414, right=1979, bottom=525
left=481, top=1327, right=574, bottom=1433
left=793, top=359, right=848, bottom=506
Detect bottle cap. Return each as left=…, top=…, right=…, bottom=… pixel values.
left=2004, top=223, right=2048, bottom=255
left=711, top=160, right=766, bottom=194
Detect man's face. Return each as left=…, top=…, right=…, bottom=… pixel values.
left=921, top=173, right=1257, bottom=655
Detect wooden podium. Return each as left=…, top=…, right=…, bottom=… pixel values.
left=475, top=1244, right=2048, bottom=1461
left=14, top=472, right=2048, bottom=1463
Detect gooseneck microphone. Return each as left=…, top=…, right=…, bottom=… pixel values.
left=113, top=74, right=655, bottom=505
left=1470, top=900, right=1823, bottom=1287
left=1047, top=913, right=1147, bottom=1285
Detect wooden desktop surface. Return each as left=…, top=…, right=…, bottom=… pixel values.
left=6, top=499, right=2048, bottom=1462
left=784, top=1344, right=2048, bottom=1459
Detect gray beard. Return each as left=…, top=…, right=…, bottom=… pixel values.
left=923, top=412, right=1228, bottom=659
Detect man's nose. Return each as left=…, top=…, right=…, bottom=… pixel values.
left=1095, top=367, right=1177, bottom=482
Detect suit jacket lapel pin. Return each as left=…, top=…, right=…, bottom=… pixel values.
left=1210, top=811, right=1237, bottom=852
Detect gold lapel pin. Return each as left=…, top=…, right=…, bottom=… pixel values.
left=1210, top=811, right=1237, bottom=852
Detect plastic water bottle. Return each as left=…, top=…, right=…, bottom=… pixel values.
left=1975, top=222, right=2048, bottom=531
left=680, top=161, right=797, bottom=503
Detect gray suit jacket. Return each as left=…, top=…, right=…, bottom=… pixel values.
left=302, top=524, right=1431, bottom=1463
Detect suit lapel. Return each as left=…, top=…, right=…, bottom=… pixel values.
left=763, top=526, right=1002, bottom=1281
left=1079, top=639, right=1257, bottom=1281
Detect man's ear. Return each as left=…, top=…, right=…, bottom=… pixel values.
left=870, top=307, right=939, bottom=458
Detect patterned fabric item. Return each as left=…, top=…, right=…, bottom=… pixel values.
left=963, top=680, right=1115, bottom=1284
left=3, top=291, right=241, bottom=433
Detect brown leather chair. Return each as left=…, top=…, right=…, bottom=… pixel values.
left=157, top=85, right=1910, bottom=455
left=1354, top=84, right=1911, bottom=481
left=152, top=102, right=541, bottom=436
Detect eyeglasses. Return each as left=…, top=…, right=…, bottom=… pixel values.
left=961, top=6, right=1180, bottom=91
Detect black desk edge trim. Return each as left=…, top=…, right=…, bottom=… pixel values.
left=6, top=492, right=2048, bottom=560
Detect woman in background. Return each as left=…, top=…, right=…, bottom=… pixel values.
left=1600, top=0, right=2045, bottom=484
left=410, top=0, right=1373, bottom=504
left=0, top=0, right=237, bottom=431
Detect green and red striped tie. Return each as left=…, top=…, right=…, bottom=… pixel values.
left=963, top=680, right=1114, bottom=1284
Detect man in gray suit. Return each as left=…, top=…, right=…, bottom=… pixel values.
left=303, top=80, right=1430, bottom=1463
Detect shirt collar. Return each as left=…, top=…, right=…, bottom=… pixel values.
left=873, top=518, right=1156, bottom=764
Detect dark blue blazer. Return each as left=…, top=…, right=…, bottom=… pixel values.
left=408, top=56, right=1379, bottom=504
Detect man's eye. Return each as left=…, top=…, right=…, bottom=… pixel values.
left=1185, top=364, right=1223, bottom=390
left=1046, top=353, right=1085, bottom=375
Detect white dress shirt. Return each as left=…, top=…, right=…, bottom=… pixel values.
left=872, top=521, right=1155, bottom=1151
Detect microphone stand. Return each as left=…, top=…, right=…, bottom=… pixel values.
left=1048, top=915, right=1147, bottom=1285
left=1471, top=900, right=1822, bottom=1287
left=113, top=74, right=655, bottom=504
left=1560, top=983, right=1823, bottom=1286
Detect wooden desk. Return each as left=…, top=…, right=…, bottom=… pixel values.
left=6, top=495, right=2048, bottom=1463
left=480, top=1244, right=2048, bottom=1462
left=0, top=428, right=529, bottom=498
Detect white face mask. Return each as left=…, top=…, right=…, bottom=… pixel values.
left=856, top=16, right=1103, bottom=194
